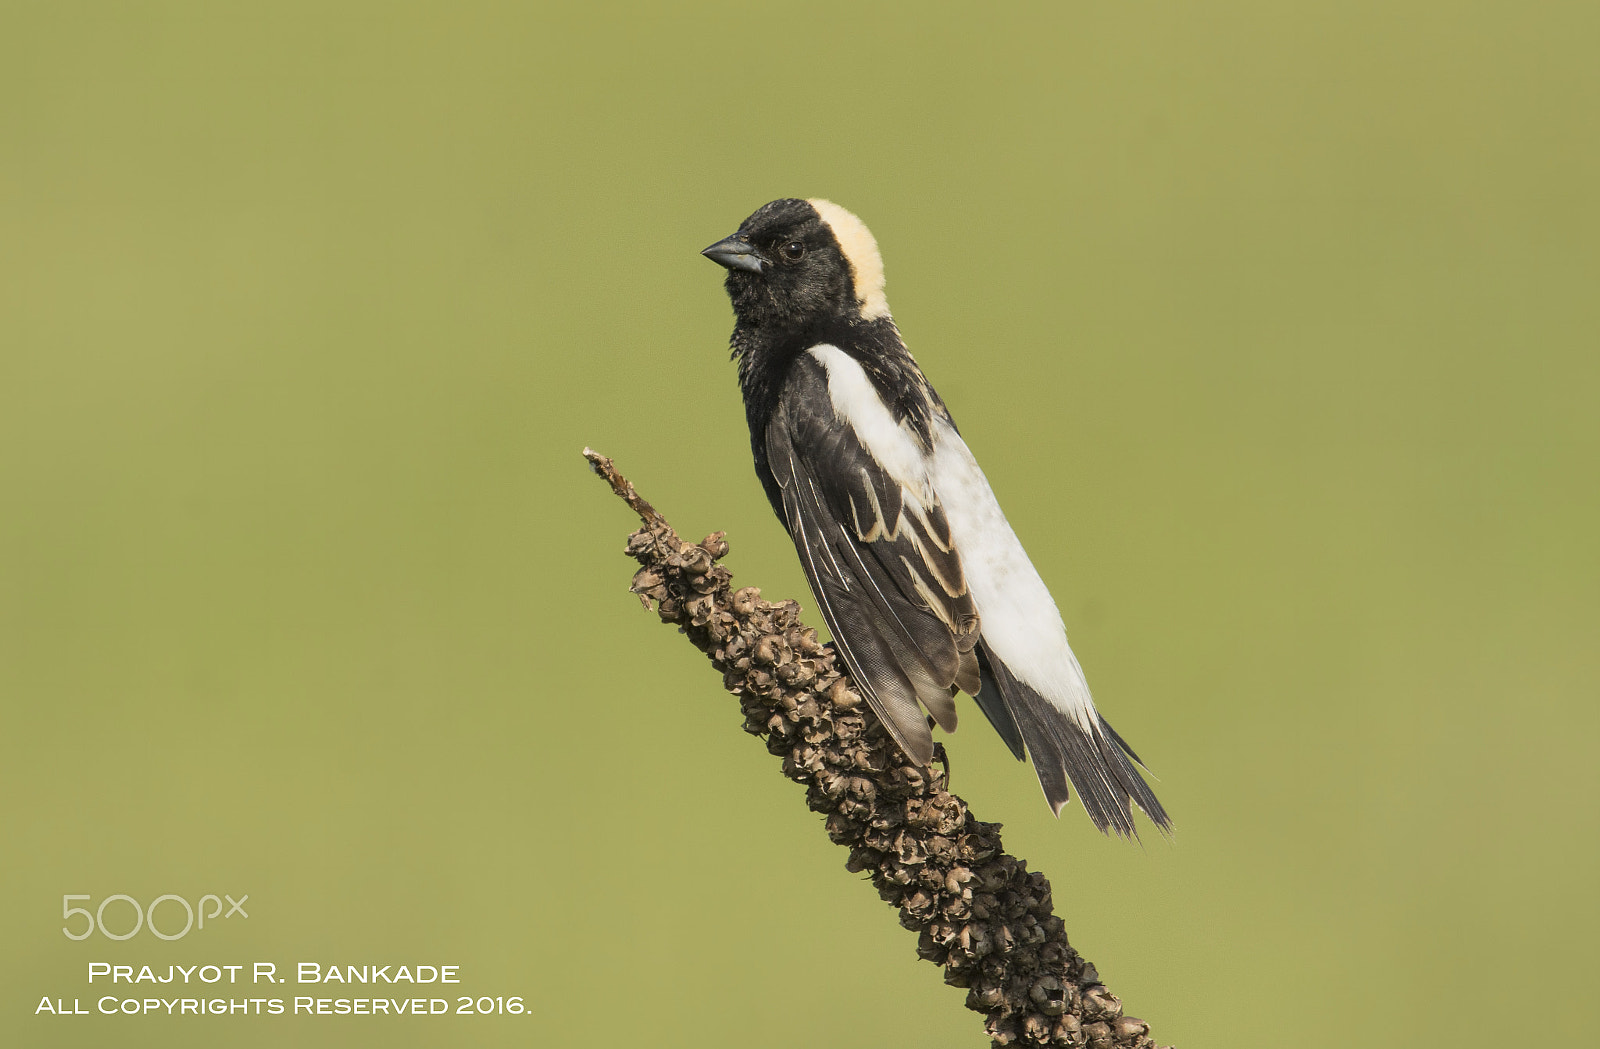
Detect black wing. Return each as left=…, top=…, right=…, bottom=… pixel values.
left=762, top=357, right=1016, bottom=764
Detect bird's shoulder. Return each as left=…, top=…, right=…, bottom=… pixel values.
left=766, top=343, right=968, bottom=599
left=771, top=323, right=950, bottom=448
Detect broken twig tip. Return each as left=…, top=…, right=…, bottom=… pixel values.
left=581, top=447, right=667, bottom=530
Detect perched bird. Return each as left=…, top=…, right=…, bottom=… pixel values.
left=702, top=198, right=1169, bottom=837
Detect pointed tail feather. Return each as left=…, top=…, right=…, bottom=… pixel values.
left=972, top=646, right=1026, bottom=760
left=982, top=646, right=1170, bottom=837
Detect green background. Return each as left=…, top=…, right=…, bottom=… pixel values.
left=4, top=3, right=1596, bottom=1046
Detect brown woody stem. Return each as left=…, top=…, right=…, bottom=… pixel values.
left=583, top=448, right=1166, bottom=1049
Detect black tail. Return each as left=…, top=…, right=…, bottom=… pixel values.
left=980, top=644, right=1171, bottom=837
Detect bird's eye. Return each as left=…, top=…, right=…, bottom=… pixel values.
left=780, top=241, right=806, bottom=261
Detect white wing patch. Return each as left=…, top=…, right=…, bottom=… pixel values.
left=809, top=342, right=1098, bottom=732
left=808, top=345, right=931, bottom=502
left=928, top=420, right=1101, bottom=734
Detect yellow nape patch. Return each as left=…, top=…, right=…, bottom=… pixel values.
left=807, top=198, right=890, bottom=321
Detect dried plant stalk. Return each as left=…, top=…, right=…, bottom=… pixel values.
left=584, top=448, right=1167, bottom=1049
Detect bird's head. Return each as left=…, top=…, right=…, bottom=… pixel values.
left=702, top=198, right=891, bottom=333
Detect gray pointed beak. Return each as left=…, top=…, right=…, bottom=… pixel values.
left=701, top=235, right=766, bottom=274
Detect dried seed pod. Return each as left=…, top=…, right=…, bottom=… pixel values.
left=945, top=866, right=975, bottom=895
left=1113, top=1016, right=1150, bottom=1041
left=1029, top=975, right=1067, bottom=1016
left=1083, top=1020, right=1114, bottom=1049
left=826, top=676, right=861, bottom=710
left=686, top=594, right=715, bottom=623
left=775, top=660, right=815, bottom=687
left=845, top=776, right=876, bottom=801
left=971, top=982, right=1004, bottom=1010
left=1080, top=986, right=1122, bottom=1022
left=846, top=846, right=881, bottom=874
left=895, top=765, right=926, bottom=792
left=825, top=812, right=859, bottom=844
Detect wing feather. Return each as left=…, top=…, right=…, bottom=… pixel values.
left=765, top=357, right=978, bottom=756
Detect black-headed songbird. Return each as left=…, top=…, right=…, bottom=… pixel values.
left=702, top=198, right=1169, bottom=837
